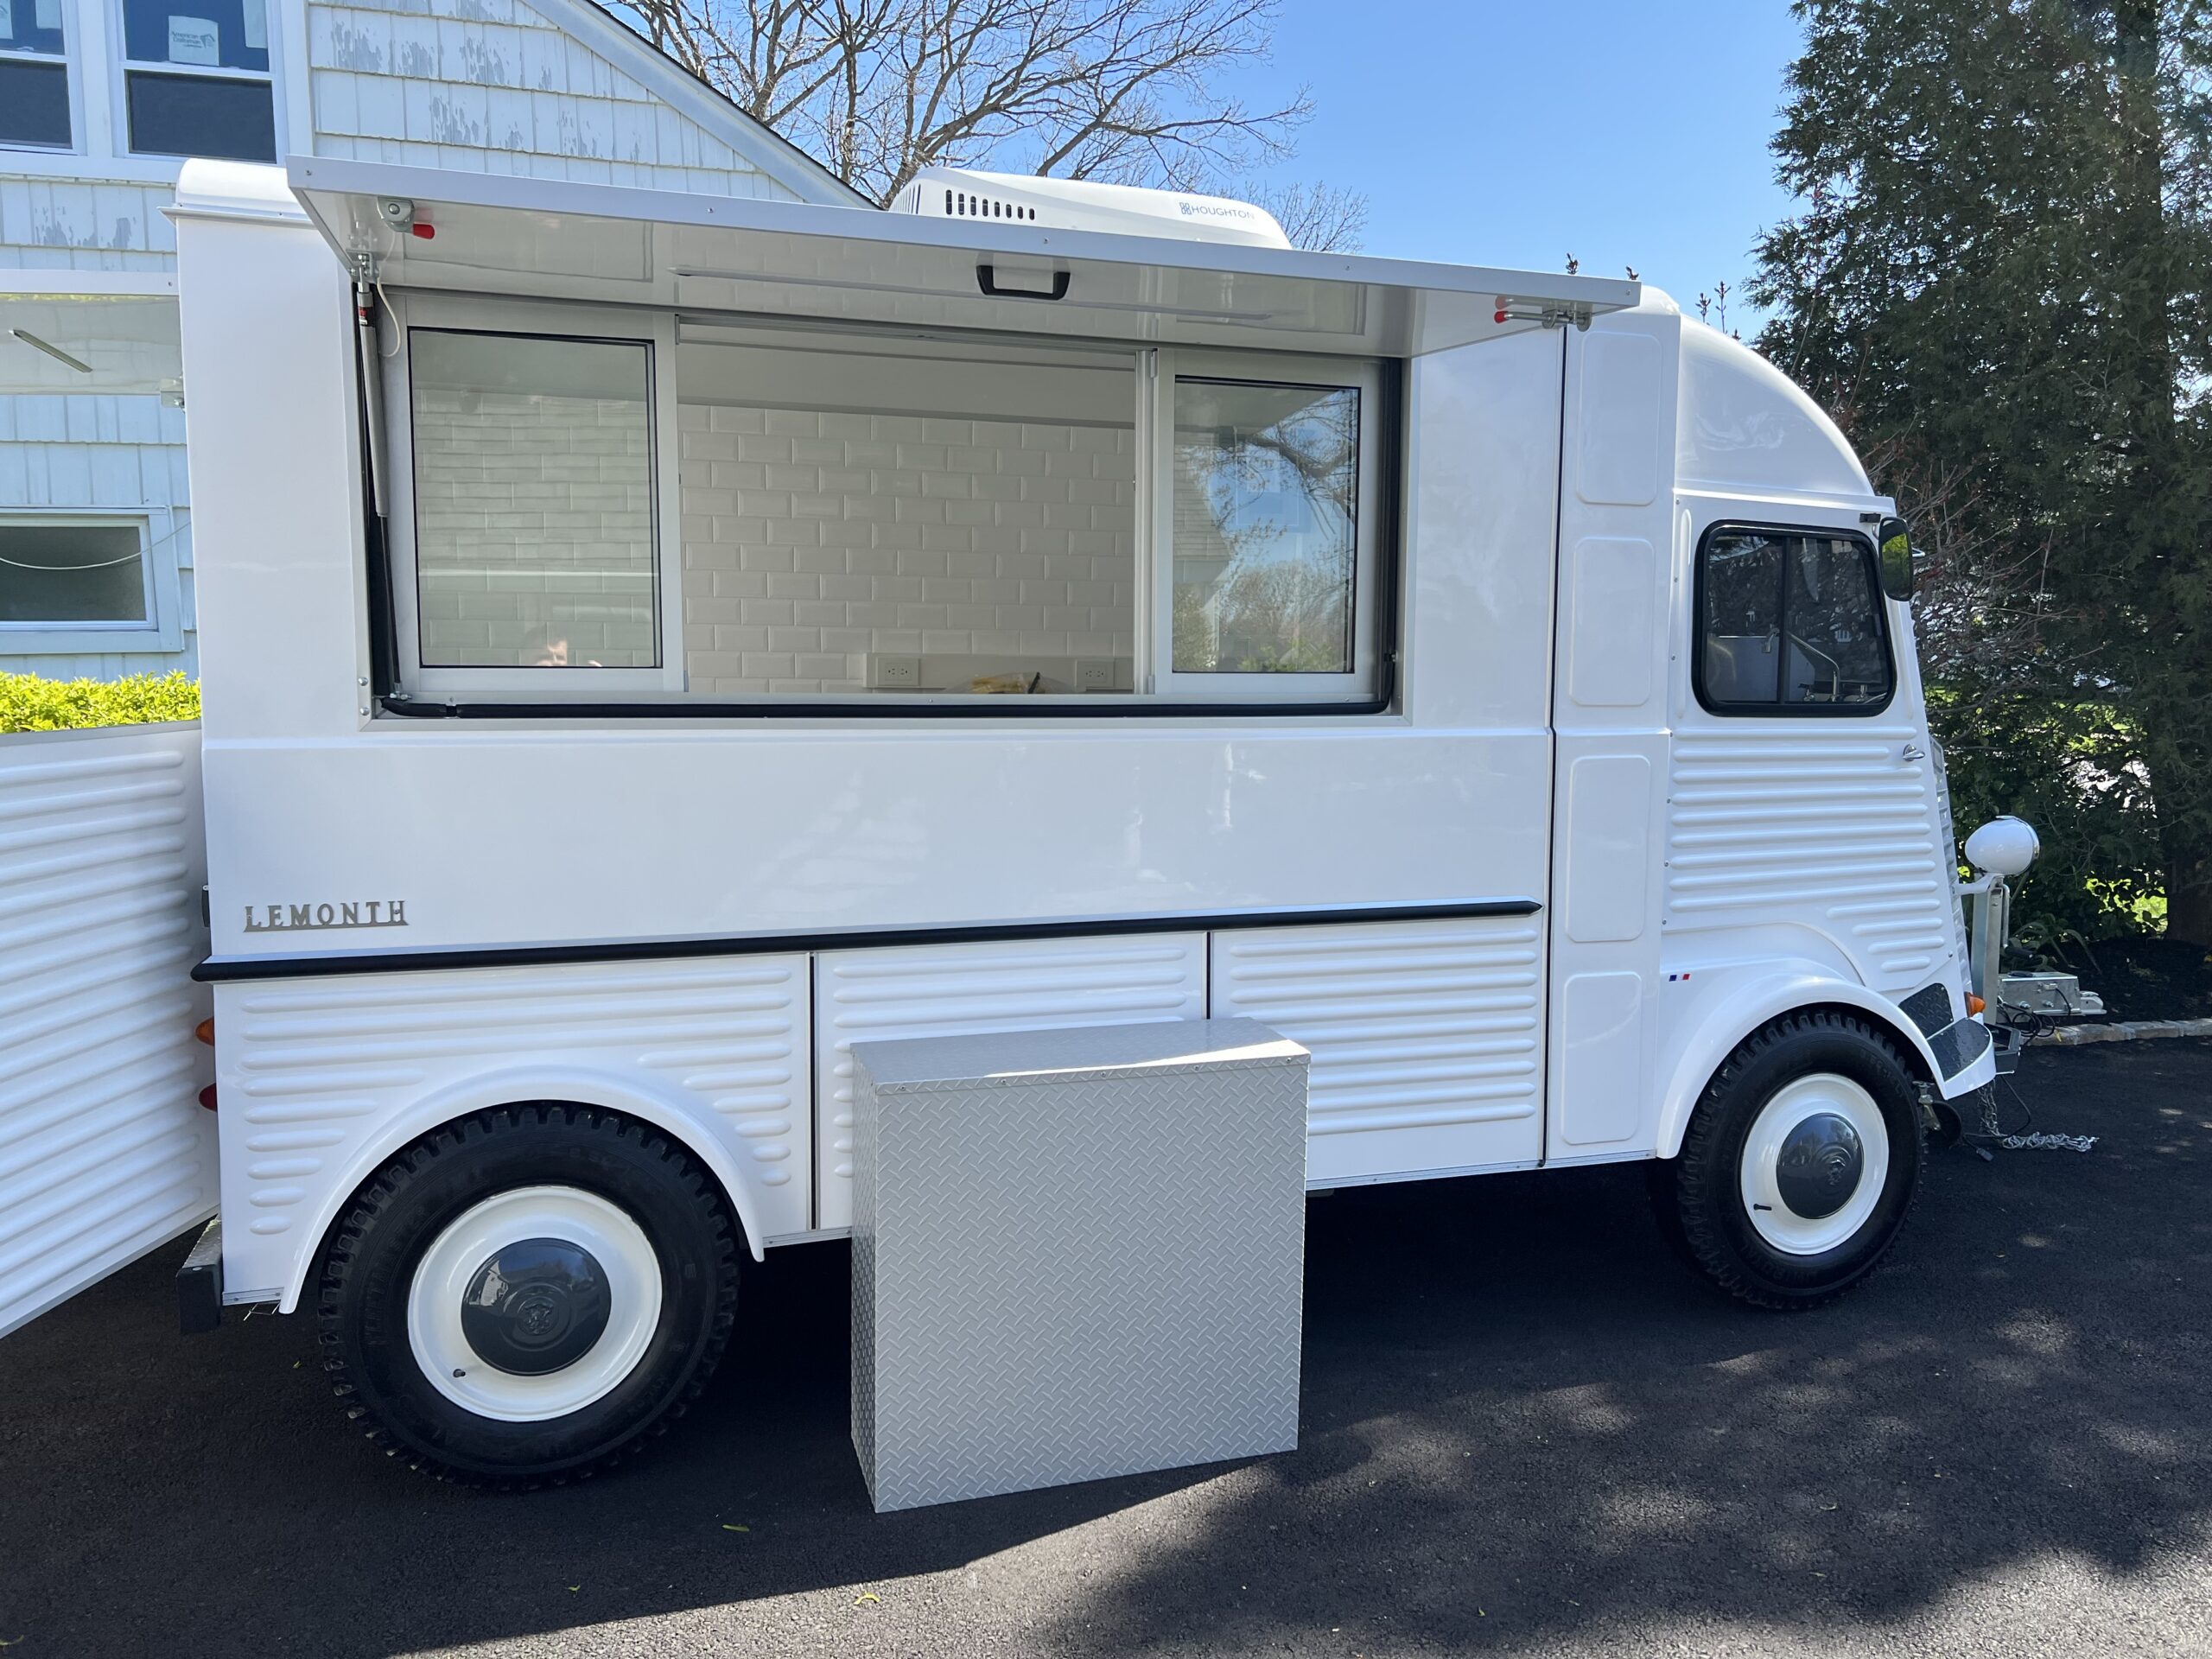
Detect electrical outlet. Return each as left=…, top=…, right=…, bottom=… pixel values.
left=870, top=654, right=921, bottom=690
left=1076, top=658, right=1118, bottom=691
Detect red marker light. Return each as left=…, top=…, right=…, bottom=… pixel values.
left=410, top=222, right=436, bottom=240
left=199, top=1084, right=219, bottom=1112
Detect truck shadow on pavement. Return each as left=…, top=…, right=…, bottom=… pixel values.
left=3, top=1043, right=2208, bottom=1657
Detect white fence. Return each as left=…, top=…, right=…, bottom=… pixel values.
left=0, top=721, right=214, bottom=1338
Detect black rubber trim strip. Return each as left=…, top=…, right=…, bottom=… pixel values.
left=193, top=897, right=1543, bottom=983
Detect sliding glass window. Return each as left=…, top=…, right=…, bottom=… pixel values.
left=380, top=304, right=1392, bottom=711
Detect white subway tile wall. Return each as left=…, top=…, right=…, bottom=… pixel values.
left=677, top=404, right=1136, bottom=695
left=410, top=339, right=658, bottom=668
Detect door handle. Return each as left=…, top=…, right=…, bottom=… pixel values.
left=1902, top=744, right=1926, bottom=763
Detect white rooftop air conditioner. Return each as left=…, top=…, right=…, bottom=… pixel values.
left=889, top=168, right=1292, bottom=249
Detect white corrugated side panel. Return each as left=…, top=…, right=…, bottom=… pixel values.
left=0, top=721, right=213, bottom=1339
left=1665, top=728, right=1955, bottom=994
left=814, top=936, right=1206, bottom=1230
left=1210, top=918, right=1546, bottom=1184
left=215, top=955, right=811, bottom=1306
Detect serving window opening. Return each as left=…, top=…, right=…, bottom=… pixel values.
left=378, top=296, right=1395, bottom=712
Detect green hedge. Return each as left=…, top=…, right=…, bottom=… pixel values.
left=0, top=671, right=200, bottom=734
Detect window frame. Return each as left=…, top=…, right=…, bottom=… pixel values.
left=0, top=507, right=185, bottom=654
left=370, top=296, right=1405, bottom=720
left=1147, top=350, right=1387, bottom=703
left=1690, top=519, right=1897, bottom=719
left=110, top=0, right=276, bottom=162
left=378, top=291, right=685, bottom=697
left=0, top=0, right=78, bottom=154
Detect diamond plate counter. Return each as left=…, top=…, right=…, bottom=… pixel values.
left=849, top=1018, right=1310, bottom=1512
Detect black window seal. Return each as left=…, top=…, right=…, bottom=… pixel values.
left=1690, top=519, right=1897, bottom=719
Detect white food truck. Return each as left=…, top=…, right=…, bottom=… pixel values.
left=26, top=156, right=2036, bottom=1485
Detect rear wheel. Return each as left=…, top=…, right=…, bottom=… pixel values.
left=1655, top=1011, right=1924, bottom=1310
left=317, top=1103, right=738, bottom=1486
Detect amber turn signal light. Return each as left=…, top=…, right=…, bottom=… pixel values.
left=1967, top=994, right=1986, bottom=1016
left=194, top=1017, right=215, bottom=1046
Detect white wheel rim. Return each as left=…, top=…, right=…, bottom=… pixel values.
left=1738, top=1073, right=1891, bottom=1256
left=408, top=1185, right=664, bottom=1423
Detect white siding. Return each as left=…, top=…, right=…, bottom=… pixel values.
left=0, top=395, right=195, bottom=678
left=305, top=0, right=807, bottom=197
left=0, top=180, right=178, bottom=271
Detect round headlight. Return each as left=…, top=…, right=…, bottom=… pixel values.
left=1964, top=816, right=2039, bottom=877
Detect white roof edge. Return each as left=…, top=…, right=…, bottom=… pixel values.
left=532, top=0, right=874, bottom=211
left=284, top=153, right=1643, bottom=313
left=175, top=158, right=311, bottom=223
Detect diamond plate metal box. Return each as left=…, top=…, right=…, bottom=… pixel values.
left=850, top=1018, right=1309, bottom=1512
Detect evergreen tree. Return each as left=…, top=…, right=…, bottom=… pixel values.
left=1754, top=0, right=2212, bottom=942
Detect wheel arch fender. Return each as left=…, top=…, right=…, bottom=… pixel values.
left=278, top=1064, right=768, bottom=1314
left=1654, top=963, right=1944, bottom=1161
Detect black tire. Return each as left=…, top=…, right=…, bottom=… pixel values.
left=1654, top=1010, right=1924, bottom=1311
left=317, top=1103, right=739, bottom=1487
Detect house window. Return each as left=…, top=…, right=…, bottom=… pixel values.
left=0, top=518, right=152, bottom=627
left=1695, top=525, right=1895, bottom=714
left=407, top=328, right=661, bottom=671
left=118, top=0, right=274, bottom=162
left=0, top=0, right=72, bottom=150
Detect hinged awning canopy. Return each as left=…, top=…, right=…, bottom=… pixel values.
left=288, top=157, right=1640, bottom=359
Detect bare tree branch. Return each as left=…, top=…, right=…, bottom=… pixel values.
left=606, top=0, right=1351, bottom=217
left=1244, top=178, right=1366, bottom=251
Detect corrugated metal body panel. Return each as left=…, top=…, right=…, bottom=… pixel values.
left=1665, top=728, right=1955, bottom=991
left=307, top=0, right=803, bottom=198
left=215, top=953, right=811, bottom=1303
left=813, top=936, right=1207, bottom=1230
left=1209, top=917, right=1546, bottom=1182
left=0, top=722, right=212, bottom=1338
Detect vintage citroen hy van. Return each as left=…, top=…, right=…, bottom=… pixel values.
left=54, top=155, right=2016, bottom=1484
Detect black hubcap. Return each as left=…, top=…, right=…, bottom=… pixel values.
left=460, top=1237, right=612, bottom=1376
left=1773, top=1112, right=1866, bottom=1220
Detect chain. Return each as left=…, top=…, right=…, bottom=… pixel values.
left=1974, top=1081, right=2097, bottom=1154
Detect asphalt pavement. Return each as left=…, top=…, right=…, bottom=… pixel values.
left=4, top=1040, right=2210, bottom=1658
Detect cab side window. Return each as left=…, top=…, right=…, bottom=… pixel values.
left=1696, top=526, right=1895, bottom=715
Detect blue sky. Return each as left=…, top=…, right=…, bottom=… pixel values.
left=1223, top=1, right=1808, bottom=328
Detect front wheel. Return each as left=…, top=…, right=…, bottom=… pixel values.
left=317, top=1104, right=739, bottom=1486
left=1654, top=1010, right=1925, bottom=1310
